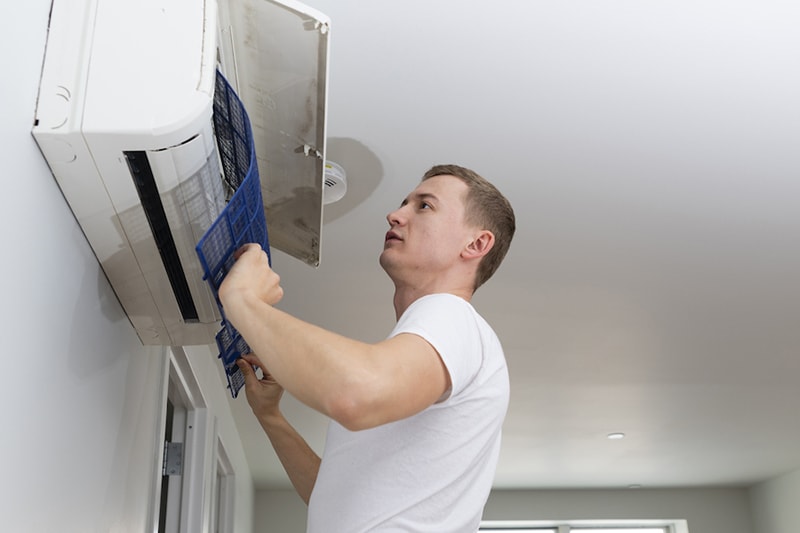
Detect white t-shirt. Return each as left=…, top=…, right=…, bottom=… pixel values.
left=307, top=294, right=510, bottom=533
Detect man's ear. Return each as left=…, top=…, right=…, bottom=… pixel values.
left=463, top=230, right=495, bottom=260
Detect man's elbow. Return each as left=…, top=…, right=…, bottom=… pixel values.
left=325, top=389, right=383, bottom=432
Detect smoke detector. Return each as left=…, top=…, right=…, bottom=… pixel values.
left=323, top=161, right=347, bottom=204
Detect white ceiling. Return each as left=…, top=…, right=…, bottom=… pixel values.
left=227, top=0, right=800, bottom=490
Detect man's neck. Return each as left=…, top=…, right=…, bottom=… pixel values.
left=392, top=284, right=473, bottom=320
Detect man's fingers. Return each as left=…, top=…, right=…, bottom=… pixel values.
left=237, top=353, right=278, bottom=386
left=233, top=242, right=265, bottom=261
left=233, top=243, right=254, bottom=260
left=236, top=357, right=259, bottom=384
left=240, top=353, right=263, bottom=369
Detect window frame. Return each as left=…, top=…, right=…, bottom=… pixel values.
left=479, top=520, right=689, bottom=533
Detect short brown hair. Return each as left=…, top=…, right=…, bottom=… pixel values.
left=423, top=164, right=515, bottom=291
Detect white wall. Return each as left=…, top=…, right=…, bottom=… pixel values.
left=749, top=467, right=800, bottom=533
left=0, top=2, right=253, bottom=532
left=254, top=490, right=309, bottom=533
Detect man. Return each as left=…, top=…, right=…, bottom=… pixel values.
left=219, top=164, right=516, bottom=532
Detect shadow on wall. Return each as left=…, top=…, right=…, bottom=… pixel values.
left=323, top=137, right=384, bottom=223
left=66, top=225, right=133, bottom=379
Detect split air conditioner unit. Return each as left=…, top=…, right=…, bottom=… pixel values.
left=32, top=0, right=329, bottom=345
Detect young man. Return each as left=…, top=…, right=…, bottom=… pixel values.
left=219, top=164, right=516, bottom=532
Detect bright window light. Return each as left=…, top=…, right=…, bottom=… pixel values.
left=480, top=521, right=677, bottom=532
left=481, top=527, right=668, bottom=533
left=576, top=529, right=666, bottom=533
left=480, top=530, right=557, bottom=532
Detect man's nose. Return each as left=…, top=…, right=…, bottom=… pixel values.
left=386, top=206, right=405, bottom=226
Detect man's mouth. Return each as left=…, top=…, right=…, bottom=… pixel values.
left=385, top=231, right=402, bottom=243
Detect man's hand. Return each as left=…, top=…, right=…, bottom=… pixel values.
left=237, top=352, right=322, bottom=504
left=237, top=353, right=284, bottom=421
left=219, top=243, right=283, bottom=310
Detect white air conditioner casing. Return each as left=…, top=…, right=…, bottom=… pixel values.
left=33, top=0, right=329, bottom=346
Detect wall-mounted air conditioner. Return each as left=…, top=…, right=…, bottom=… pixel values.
left=32, top=0, right=329, bottom=346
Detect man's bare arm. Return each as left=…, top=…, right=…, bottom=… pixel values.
left=219, top=245, right=451, bottom=430
left=237, top=356, right=320, bottom=504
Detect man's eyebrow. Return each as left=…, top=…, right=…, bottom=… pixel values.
left=407, top=192, right=439, bottom=203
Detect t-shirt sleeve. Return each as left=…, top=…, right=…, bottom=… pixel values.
left=390, top=294, right=483, bottom=399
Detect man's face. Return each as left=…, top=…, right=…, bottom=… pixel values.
left=379, top=174, right=474, bottom=282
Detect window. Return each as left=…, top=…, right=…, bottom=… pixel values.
left=480, top=521, right=687, bottom=533
left=480, top=529, right=667, bottom=532
left=481, top=529, right=557, bottom=533
left=575, top=530, right=667, bottom=533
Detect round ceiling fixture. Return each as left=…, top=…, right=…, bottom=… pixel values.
left=323, top=160, right=347, bottom=204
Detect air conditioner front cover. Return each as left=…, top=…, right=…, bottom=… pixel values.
left=218, top=0, right=330, bottom=267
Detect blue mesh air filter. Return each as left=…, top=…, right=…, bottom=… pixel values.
left=196, top=70, right=270, bottom=398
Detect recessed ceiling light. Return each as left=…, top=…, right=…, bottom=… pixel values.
left=607, top=432, right=626, bottom=440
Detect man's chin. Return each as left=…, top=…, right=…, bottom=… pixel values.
left=378, top=250, right=395, bottom=273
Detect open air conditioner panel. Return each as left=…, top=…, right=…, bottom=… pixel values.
left=218, top=0, right=330, bottom=268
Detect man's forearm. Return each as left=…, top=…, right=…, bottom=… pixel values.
left=223, top=291, right=376, bottom=420
left=258, top=410, right=321, bottom=505
left=222, top=279, right=449, bottom=430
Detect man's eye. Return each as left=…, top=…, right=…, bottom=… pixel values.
left=420, top=202, right=431, bottom=209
